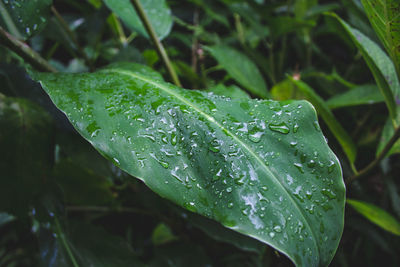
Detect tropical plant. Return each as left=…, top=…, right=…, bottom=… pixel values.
left=0, top=0, right=399, bottom=266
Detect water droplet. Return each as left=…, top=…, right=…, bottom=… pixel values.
left=320, top=222, right=325, bottom=233
left=273, top=225, right=282, bottom=233
left=294, top=163, right=304, bottom=173
left=307, top=160, right=316, bottom=168
left=112, top=157, right=120, bottom=166
left=290, top=141, right=298, bottom=147
left=321, top=188, right=337, bottom=199
left=184, top=202, right=197, bottom=212
left=306, top=191, right=313, bottom=200
left=248, top=126, right=264, bottom=143
left=313, top=121, right=321, bottom=131
left=269, top=232, right=275, bottom=238
left=213, top=169, right=222, bottom=181
left=269, top=122, right=290, bottom=134
left=327, top=160, right=335, bottom=173
left=226, top=187, right=232, bottom=193
left=171, top=133, right=177, bottom=145
left=227, top=202, right=234, bottom=208
left=293, top=123, right=299, bottom=133
left=261, top=186, right=268, bottom=191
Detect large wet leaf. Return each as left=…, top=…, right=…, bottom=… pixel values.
left=206, top=45, right=268, bottom=98
left=0, top=0, right=52, bottom=40
left=32, top=62, right=345, bottom=266
left=361, top=0, right=400, bottom=77
left=103, top=0, right=172, bottom=40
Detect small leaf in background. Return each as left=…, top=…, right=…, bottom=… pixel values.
left=361, top=0, right=400, bottom=77
left=206, top=45, right=268, bottom=98
left=0, top=212, right=14, bottom=227
left=39, top=219, right=144, bottom=266
left=0, top=0, right=52, bottom=40
left=103, top=0, right=173, bottom=40
left=326, top=84, right=384, bottom=109
left=0, top=94, right=53, bottom=216
left=32, top=62, right=345, bottom=266
left=206, top=84, right=250, bottom=99
left=347, top=199, right=400, bottom=236
left=53, top=160, right=115, bottom=206
left=328, top=13, right=400, bottom=126
left=376, top=117, right=400, bottom=157
left=151, top=223, right=178, bottom=246
left=289, top=77, right=357, bottom=164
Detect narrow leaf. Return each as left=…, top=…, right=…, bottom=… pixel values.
left=32, top=62, right=345, bottom=266
left=376, top=117, right=400, bottom=157
left=361, top=0, right=400, bottom=78
left=347, top=199, right=400, bottom=236
left=326, top=84, right=384, bottom=109
left=103, top=0, right=173, bottom=40
left=328, top=13, right=400, bottom=126
left=206, top=45, right=268, bottom=98
left=289, top=77, right=357, bottom=164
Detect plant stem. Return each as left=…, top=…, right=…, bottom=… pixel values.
left=54, top=217, right=79, bottom=267
left=0, top=26, right=56, bottom=72
left=130, top=0, right=181, bottom=87
left=51, top=6, right=93, bottom=71
left=346, top=125, right=400, bottom=184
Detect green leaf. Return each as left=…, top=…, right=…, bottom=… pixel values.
left=0, top=94, right=53, bottom=216
left=206, top=45, right=268, bottom=98
left=151, top=223, right=178, bottom=246
left=326, top=84, right=384, bottom=109
left=361, top=0, right=400, bottom=78
left=376, top=117, right=400, bottom=157
left=39, top=219, right=143, bottom=266
left=328, top=13, right=400, bottom=126
left=54, top=160, right=115, bottom=206
left=103, top=0, right=172, bottom=40
left=0, top=212, right=14, bottom=227
left=32, top=62, right=345, bottom=266
left=347, top=199, right=400, bottom=236
left=206, top=84, right=250, bottom=100
left=0, top=0, right=52, bottom=40
left=289, top=77, right=357, bottom=164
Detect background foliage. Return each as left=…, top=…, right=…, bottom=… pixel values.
left=1, top=0, right=400, bottom=266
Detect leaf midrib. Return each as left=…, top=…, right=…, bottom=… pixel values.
left=102, top=68, right=320, bottom=260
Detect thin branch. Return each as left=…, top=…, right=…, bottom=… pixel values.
left=346, top=125, right=400, bottom=184
left=0, top=26, right=56, bottom=72
left=51, top=6, right=93, bottom=71
left=130, top=0, right=182, bottom=87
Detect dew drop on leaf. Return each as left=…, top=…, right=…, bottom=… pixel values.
left=268, top=122, right=290, bottom=134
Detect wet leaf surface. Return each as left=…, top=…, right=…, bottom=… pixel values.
left=32, top=62, right=345, bottom=266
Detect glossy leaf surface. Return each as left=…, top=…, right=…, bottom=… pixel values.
left=206, top=45, right=268, bottom=98
left=32, top=62, right=345, bottom=266
left=361, top=0, right=400, bottom=77
left=347, top=199, right=400, bottom=236
left=0, top=0, right=52, bottom=40
left=103, top=0, right=172, bottom=40
left=289, top=78, right=357, bottom=164
left=329, top=13, right=400, bottom=126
